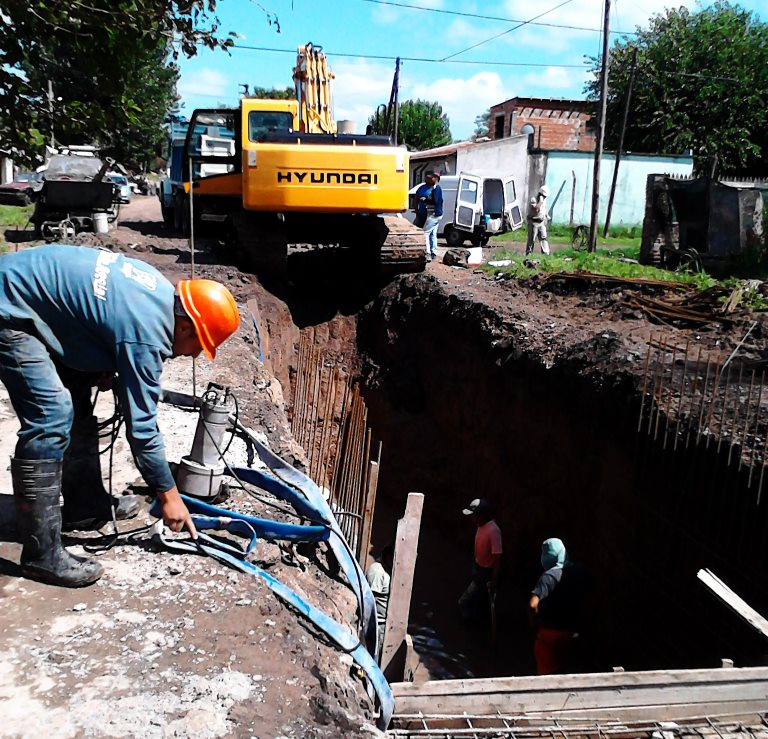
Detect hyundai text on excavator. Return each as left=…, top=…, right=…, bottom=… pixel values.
left=174, top=44, right=426, bottom=275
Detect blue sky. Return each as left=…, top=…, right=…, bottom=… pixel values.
left=176, top=0, right=766, bottom=140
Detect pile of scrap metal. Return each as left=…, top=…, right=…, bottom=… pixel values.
left=640, top=173, right=768, bottom=271
left=31, top=153, right=119, bottom=241
left=157, top=384, right=394, bottom=729
left=542, top=271, right=754, bottom=326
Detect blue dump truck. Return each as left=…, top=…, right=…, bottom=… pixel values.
left=158, top=119, right=189, bottom=227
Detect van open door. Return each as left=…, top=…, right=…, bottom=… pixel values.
left=503, top=176, right=524, bottom=231
left=453, top=173, right=483, bottom=235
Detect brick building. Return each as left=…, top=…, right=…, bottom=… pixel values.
left=489, top=97, right=595, bottom=152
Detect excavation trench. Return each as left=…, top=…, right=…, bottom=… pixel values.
left=268, top=272, right=768, bottom=681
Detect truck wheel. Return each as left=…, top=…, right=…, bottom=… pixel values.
left=445, top=226, right=465, bottom=247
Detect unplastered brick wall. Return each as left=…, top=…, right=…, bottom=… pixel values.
left=490, top=97, right=596, bottom=152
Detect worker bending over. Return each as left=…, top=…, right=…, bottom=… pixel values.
left=0, top=245, right=239, bottom=587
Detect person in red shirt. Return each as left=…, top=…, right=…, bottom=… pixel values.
left=459, top=498, right=502, bottom=623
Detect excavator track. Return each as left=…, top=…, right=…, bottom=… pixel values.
left=230, top=211, right=426, bottom=278
left=377, top=216, right=427, bottom=274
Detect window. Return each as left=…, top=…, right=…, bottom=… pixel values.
left=249, top=111, right=294, bottom=140
left=504, top=179, right=517, bottom=203
left=187, top=111, right=237, bottom=178
left=494, top=115, right=505, bottom=139
left=460, top=179, right=478, bottom=204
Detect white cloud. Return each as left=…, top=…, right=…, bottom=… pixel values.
left=331, top=59, right=399, bottom=132
left=519, top=65, right=589, bottom=93
left=178, top=69, right=230, bottom=98
left=409, top=71, right=513, bottom=137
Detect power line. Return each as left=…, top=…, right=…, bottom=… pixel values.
left=359, top=0, right=638, bottom=36
left=442, top=0, right=577, bottom=61
left=227, top=43, right=589, bottom=69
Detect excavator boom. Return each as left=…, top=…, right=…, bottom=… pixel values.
left=293, top=43, right=336, bottom=134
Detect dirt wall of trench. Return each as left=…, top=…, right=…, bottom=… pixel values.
left=351, top=275, right=768, bottom=676
left=264, top=269, right=768, bottom=679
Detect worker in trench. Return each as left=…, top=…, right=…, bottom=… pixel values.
left=459, top=498, right=502, bottom=624
left=0, top=244, right=240, bottom=588
left=528, top=537, right=592, bottom=674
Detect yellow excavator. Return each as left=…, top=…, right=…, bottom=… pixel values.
left=177, top=43, right=426, bottom=274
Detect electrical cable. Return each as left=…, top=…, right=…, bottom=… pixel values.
left=441, top=0, right=577, bottom=62
left=357, top=0, right=638, bottom=35
left=223, top=42, right=589, bottom=69
left=197, top=389, right=368, bottom=633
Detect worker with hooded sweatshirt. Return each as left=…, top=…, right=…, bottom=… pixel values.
left=0, top=244, right=240, bottom=588
left=528, top=537, right=592, bottom=675
left=526, top=184, right=551, bottom=256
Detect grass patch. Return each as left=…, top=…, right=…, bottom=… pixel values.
left=0, top=205, right=33, bottom=228
left=491, top=223, right=641, bottom=248
left=481, top=245, right=716, bottom=290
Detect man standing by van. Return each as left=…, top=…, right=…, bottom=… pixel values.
left=526, top=184, right=550, bottom=256
left=415, top=171, right=443, bottom=261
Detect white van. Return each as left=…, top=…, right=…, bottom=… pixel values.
left=407, top=172, right=524, bottom=247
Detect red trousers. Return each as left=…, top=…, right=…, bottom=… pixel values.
left=534, top=627, right=575, bottom=675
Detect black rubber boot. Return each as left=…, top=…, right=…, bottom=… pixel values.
left=61, top=416, right=141, bottom=531
left=12, top=457, right=103, bottom=587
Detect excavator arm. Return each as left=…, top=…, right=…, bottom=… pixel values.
left=293, top=43, right=336, bottom=134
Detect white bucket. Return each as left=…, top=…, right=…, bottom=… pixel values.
left=467, top=246, right=483, bottom=266
left=92, top=212, right=108, bottom=234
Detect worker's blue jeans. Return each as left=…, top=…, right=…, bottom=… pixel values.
left=0, top=323, right=73, bottom=460
left=423, top=215, right=441, bottom=258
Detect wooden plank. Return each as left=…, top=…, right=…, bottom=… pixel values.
left=391, top=666, right=768, bottom=697
left=404, top=633, right=418, bottom=683
left=391, top=681, right=768, bottom=717
left=698, top=568, right=768, bottom=640
left=357, top=459, right=380, bottom=569
left=381, top=492, right=424, bottom=680
left=391, top=666, right=768, bottom=722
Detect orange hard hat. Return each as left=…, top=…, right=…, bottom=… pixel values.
left=177, top=279, right=239, bottom=360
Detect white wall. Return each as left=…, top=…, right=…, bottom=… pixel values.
left=544, top=151, right=694, bottom=227
left=457, top=135, right=529, bottom=202
left=0, top=157, right=13, bottom=185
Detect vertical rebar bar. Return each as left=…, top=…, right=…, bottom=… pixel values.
left=694, top=356, right=712, bottom=446
left=330, top=376, right=351, bottom=499
left=292, top=332, right=307, bottom=433
left=728, top=363, right=745, bottom=466
left=705, top=354, right=723, bottom=450
left=318, top=367, right=339, bottom=489
left=294, top=333, right=310, bottom=437
left=661, top=341, right=679, bottom=448
left=673, top=340, right=690, bottom=451
left=748, top=371, right=765, bottom=489
left=738, top=369, right=756, bottom=473
left=685, top=345, right=703, bottom=448
left=647, top=337, right=668, bottom=437
left=637, top=334, right=654, bottom=433
left=717, top=362, right=733, bottom=456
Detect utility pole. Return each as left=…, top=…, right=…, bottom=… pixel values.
left=603, top=48, right=637, bottom=237
left=588, top=0, right=611, bottom=252
left=47, top=80, right=55, bottom=149
left=393, top=57, right=401, bottom=146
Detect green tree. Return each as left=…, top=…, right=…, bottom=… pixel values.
left=249, top=86, right=296, bottom=99
left=587, top=2, right=768, bottom=172
left=0, top=2, right=278, bottom=168
left=368, top=99, right=451, bottom=150
left=473, top=109, right=490, bottom=140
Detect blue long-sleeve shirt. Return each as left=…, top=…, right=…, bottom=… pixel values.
left=0, top=245, right=176, bottom=491
left=415, top=183, right=443, bottom=218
